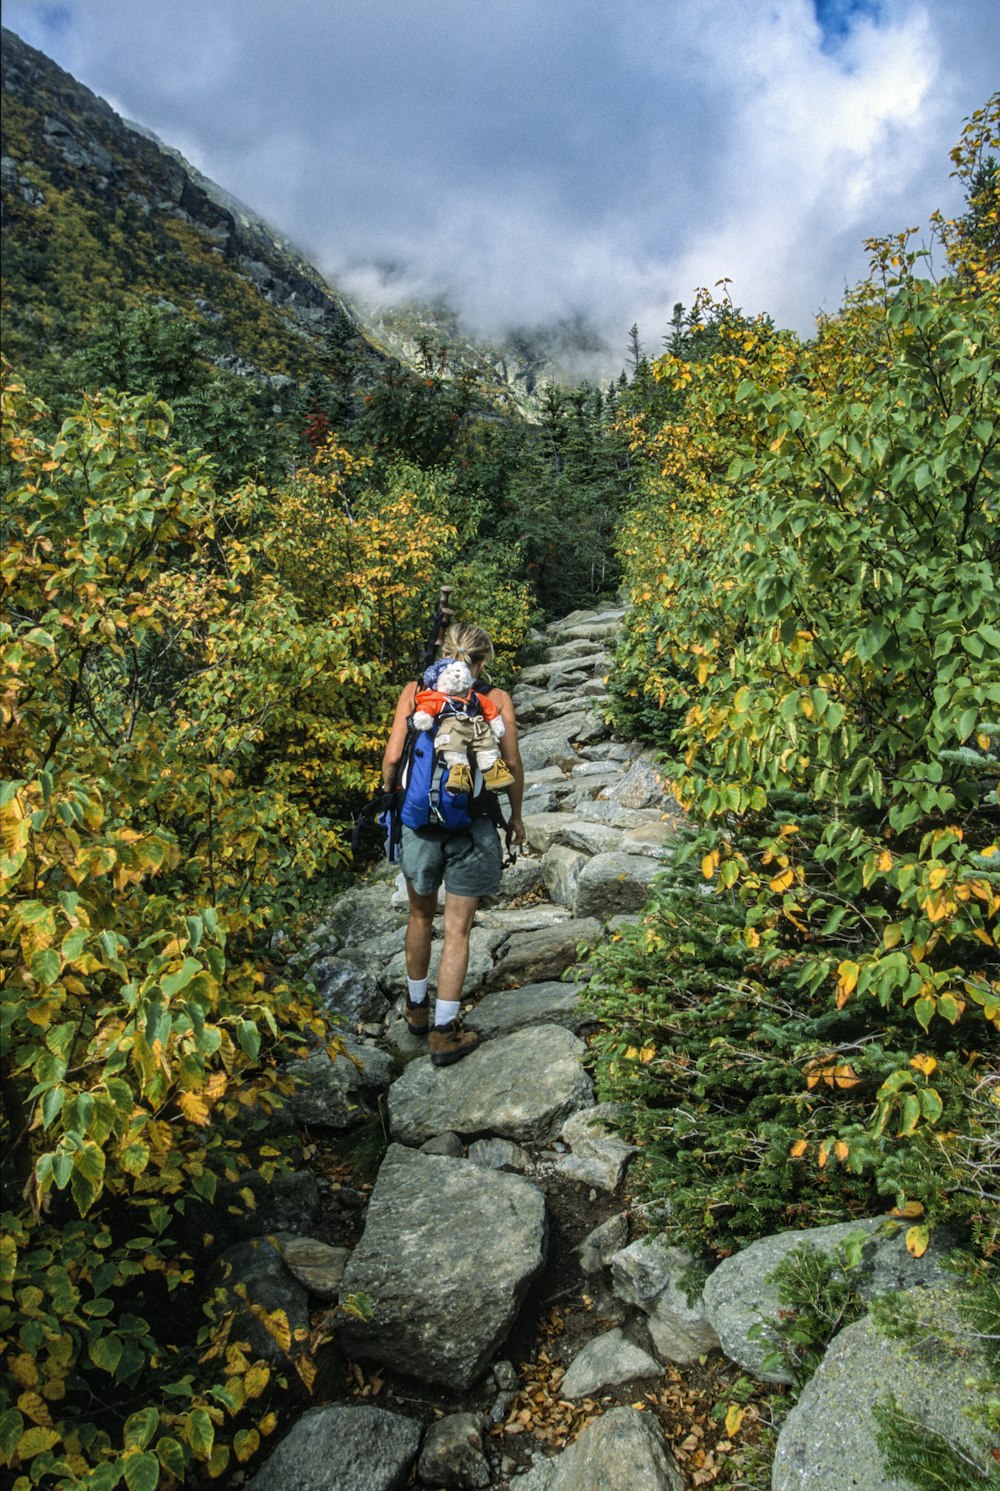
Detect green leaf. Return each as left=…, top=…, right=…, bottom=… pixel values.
left=124, top=1408, right=160, bottom=1451
left=31, top=947, right=62, bottom=988
left=185, top=1408, right=214, bottom=1460
left=236, top=1019, right=261, bottom=1061
left=161, top=958, right=203, bottom=998
left=155, top=1438, right=186, bottom=1478
left=124, top=1451, right=159, bottom=1491
left=89, top=1332, right=123, bottom=1376
left=0, top=1409, right=24, bottom=1467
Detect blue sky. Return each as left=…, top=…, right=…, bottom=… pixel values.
left=4, top=0, right=997, bottom=367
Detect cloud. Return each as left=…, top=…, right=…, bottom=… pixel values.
left=4, top=0, right=997, bottom=370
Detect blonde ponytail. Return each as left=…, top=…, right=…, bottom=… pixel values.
left=441, top=623, right=494, bottom=669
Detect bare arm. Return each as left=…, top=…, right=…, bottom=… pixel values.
left=489, top=686, right=525, bottom=845
left=381, top=682, right=418, bottom=791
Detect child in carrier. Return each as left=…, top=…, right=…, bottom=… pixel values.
left=412, top=657, right=515, bottom=794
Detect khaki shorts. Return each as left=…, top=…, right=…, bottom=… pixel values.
left=399, top=816, right=502, bottom=899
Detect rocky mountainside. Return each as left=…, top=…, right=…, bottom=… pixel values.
left=1, top=26, right=608, bottom=420
left=0, top=25, right=385, bottom=396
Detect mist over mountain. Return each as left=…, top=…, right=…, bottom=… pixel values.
left=0, top=26, right=613, bottom=419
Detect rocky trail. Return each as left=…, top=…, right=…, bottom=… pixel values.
left=223, top=607, right=991, bottom=1491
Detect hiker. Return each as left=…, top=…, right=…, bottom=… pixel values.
left=381, top=622, right=525, bottom=1067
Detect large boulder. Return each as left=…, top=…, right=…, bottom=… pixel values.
left=388, top=1025, right=594, bottom=1145
left=484, top=917, right=602, bottom=988
left=323, top=884, right=408, bottom=948
left=701, top=1216, right=957, bottom=1382
left=772, top=1284, right=996, bottom=1491
left=288, top=1040, right=395, bottom=1130
left=246, top=1404, right=420, bottom=1491
left=338, top=1145, right=547, bottom=1389
left=514, top=1406, right=683, bottom=1491
left=208, top=1236, right=309, bottom=1365
left=306, top=956, right=387, bottom=1025
left=466, top=981, right=590, bottom=1039
left=572, top=853, right=659, bottom=920
left=601, top=756, right=667, bottom=809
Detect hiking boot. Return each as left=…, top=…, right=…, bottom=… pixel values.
left=481, top=758, right=515, bottom=790
left=403, top=994, right=429, bottom=1038
left=445, top=762, right=473, bottom=793
left=429, top=1020, right=481, bottom=1067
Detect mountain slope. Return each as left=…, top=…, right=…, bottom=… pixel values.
left=0, top=25, right=386, bottom=395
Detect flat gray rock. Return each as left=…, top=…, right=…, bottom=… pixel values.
left=702, top=1216, right=957, bottom=1382
left=572, top=853, right=660, bottom=920
left=560, top=1328, right=662, bottom=1399
left=338, top=1146, right=547, bottom=1389
left=602, top=756, right=667, bottom=809
left=466, top=981, right=590, bottom=1039
left=476, top=906, right=573, bottom=934
left=556, top=1105, right=637, bottom=1192
left=388, top=1025, right=594, bottom=1145
left=246, top=1403, right=420, bottom=1491
left=517, top=717, right=589, bottom=772
left=619, top=821, right=679, bottom=858
left=515, top=1406, right=683, bottom=1491
left=772, top=1285, right=995, bottom=1490
left=557, top=820, right=623, bottom=856
left=484, top=917, right=602, bottom=989
left=523, top=812, right=580, bottom=854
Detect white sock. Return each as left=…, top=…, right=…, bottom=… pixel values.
left=406, top=977, right=428, bottom=1004
left=433, top=998, right=460, bottom=1028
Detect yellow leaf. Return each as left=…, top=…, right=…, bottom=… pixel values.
left=769, top=868, right=795, bottom=894
left=883, top=923, right=903, bottom=949
left=624, top=1046, right=640, bottom=1061
left=909, top=1054, right=937, bottom=1077
left=834, top=1140, right=850, bottom=1162
left=639, top=1046, right=656, bottom=1065
left=927, top=865, right=948, bottom=890
left=890, top=1201, right=925, bottom=1218
left=789, top=1140, right=808, bottom=1158
left=745, top=927, right=761, bottom=949
left=701, top=852, right=718, bottom=880
left=836, top=960, right=859, bottom=1008
left=177, top=1091, right=210, bottom=1126
left=725, top=1404, right=746, bottom=1436
left=244, top=1363, right=270, bottom=1400
left=906, top=1224, right=929, bottom=1258
left=877, top=850, right=893, bottom=872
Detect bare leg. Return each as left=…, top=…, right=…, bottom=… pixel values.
left=404, top=884, right=437, bottom=980
left=436, top=892, right=479, bottom=1002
